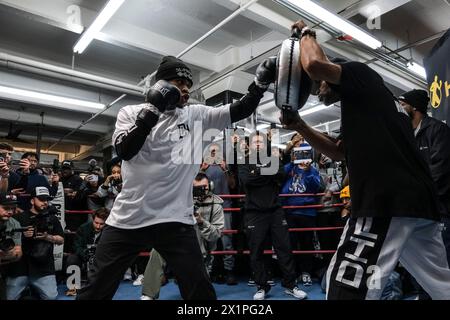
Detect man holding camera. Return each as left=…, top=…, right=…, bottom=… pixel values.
left=5, top=186, right=64, bottom=300
left=65, top=207, right=109, bottom=296
left=281, top=20, right=450, bottom=299
left=192, top=172, right=225, bottom=273
left=281, top=142, right=322, bottom=286
left=0, top=193, right=22, bottom=300
left=77, top=54, right=277, bottom=300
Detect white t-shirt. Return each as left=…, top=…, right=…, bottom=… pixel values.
left=108, top=103, right=231, bottom=229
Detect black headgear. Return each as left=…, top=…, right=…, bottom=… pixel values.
left=155, top=56, right=193, bottom=87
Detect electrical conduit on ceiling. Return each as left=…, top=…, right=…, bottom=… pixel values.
left=0, top=51, right=143, bottom=96
left=137, top=0, right=260, bottom=87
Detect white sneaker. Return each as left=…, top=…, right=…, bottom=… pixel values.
left=253, top=289, right=266, bottom=300
left=285, top=286, right=307, bottom=300
left=133, top=274, right=144, bottom=286
left=123, top=268, right=133, bottom=281
left=140, top=295, right=154, bottom=300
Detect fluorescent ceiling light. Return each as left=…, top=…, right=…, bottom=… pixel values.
left=272, top=143, right=287, bottom=150
left=407, top=62, right=427, bottom=79
left=280, top=131, right=296, bottom=138
left=256, top=123, right=271, bottom=131
left=73, top=0, right=125, bottom=54
left=278, top=0, right=382, bottom=49
left=313, top=119, right=341, bottom=129
left=0, top=85, right=105, bottom=112
left=299, top=104, right=331, bottom=117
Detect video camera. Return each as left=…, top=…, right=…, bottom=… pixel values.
left=84, top=244, right=97, bottom=271
left=193, top=185, right=208, bottom=202
left=0, top=222, right=27, bottom=252
left=27, top=206, right=57, bottom=238
left=193, top=185, right=210, bottom=216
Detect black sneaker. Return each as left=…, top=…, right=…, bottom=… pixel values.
left=226, top=271, right=238, bottom=286
left=213, top=274, right=226, bottom=284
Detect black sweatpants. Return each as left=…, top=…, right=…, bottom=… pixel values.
left=76, top=222, right=216, bottom=300
left=245, top=209, right=296, bottom=291
left=0, top=275, right=6, bottom=300
left=286, top=214, right=316, bottom=275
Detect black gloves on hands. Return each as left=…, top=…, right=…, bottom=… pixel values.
left=255, top=56, right=277, bottom=90
left=254, top=56, right=277, bottom=90
left=137, top=80, right=181, bottom=131
left=145, top=79, right=181, bottom=114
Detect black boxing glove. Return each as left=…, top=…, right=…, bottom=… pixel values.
left=254, top=56, right=277, bottom=90
left=115, top=80, right=180, bottom=161
left=145, top=80, right=181, bottom=114
left=229, top=58, right=276, bottom=123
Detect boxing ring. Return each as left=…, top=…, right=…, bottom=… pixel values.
left=63, top=192, right=345, bottom=257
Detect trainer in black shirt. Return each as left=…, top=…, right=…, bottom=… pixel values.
left=280, top=20, right=450, bottom=300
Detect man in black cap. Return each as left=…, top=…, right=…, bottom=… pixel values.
left=5, top=186, right=64, bottom=300
left=399, top=89, right=450, bottom=265
left=77, top=55, right=277, bottom=300
left=0, top=193, right=22, bottom=300
left=280, top=20, right=450, bottom=300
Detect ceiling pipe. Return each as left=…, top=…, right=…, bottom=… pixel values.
left=363, top=30, right=447, bottom=65
left=0, top=51, right=143, bottom=97
left=46, top=94, right=127, bottom=152
left=137, top=0, right=260, bottom=87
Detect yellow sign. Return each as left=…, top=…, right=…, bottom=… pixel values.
left=430, top=75, right=450, bottom=109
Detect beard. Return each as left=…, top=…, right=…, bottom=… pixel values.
left=406, top=109, right=415, bottom=119
left=35, top=205, right=48, bottom=213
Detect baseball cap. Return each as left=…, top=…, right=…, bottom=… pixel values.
left=31, top=186, right=52, bottom=201
left=0, top=193, right=18, bottom=206
left=61, top=160, right=74, bottom=169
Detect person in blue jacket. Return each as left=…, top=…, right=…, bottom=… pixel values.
left=281, top=142, right=322, bottom=286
